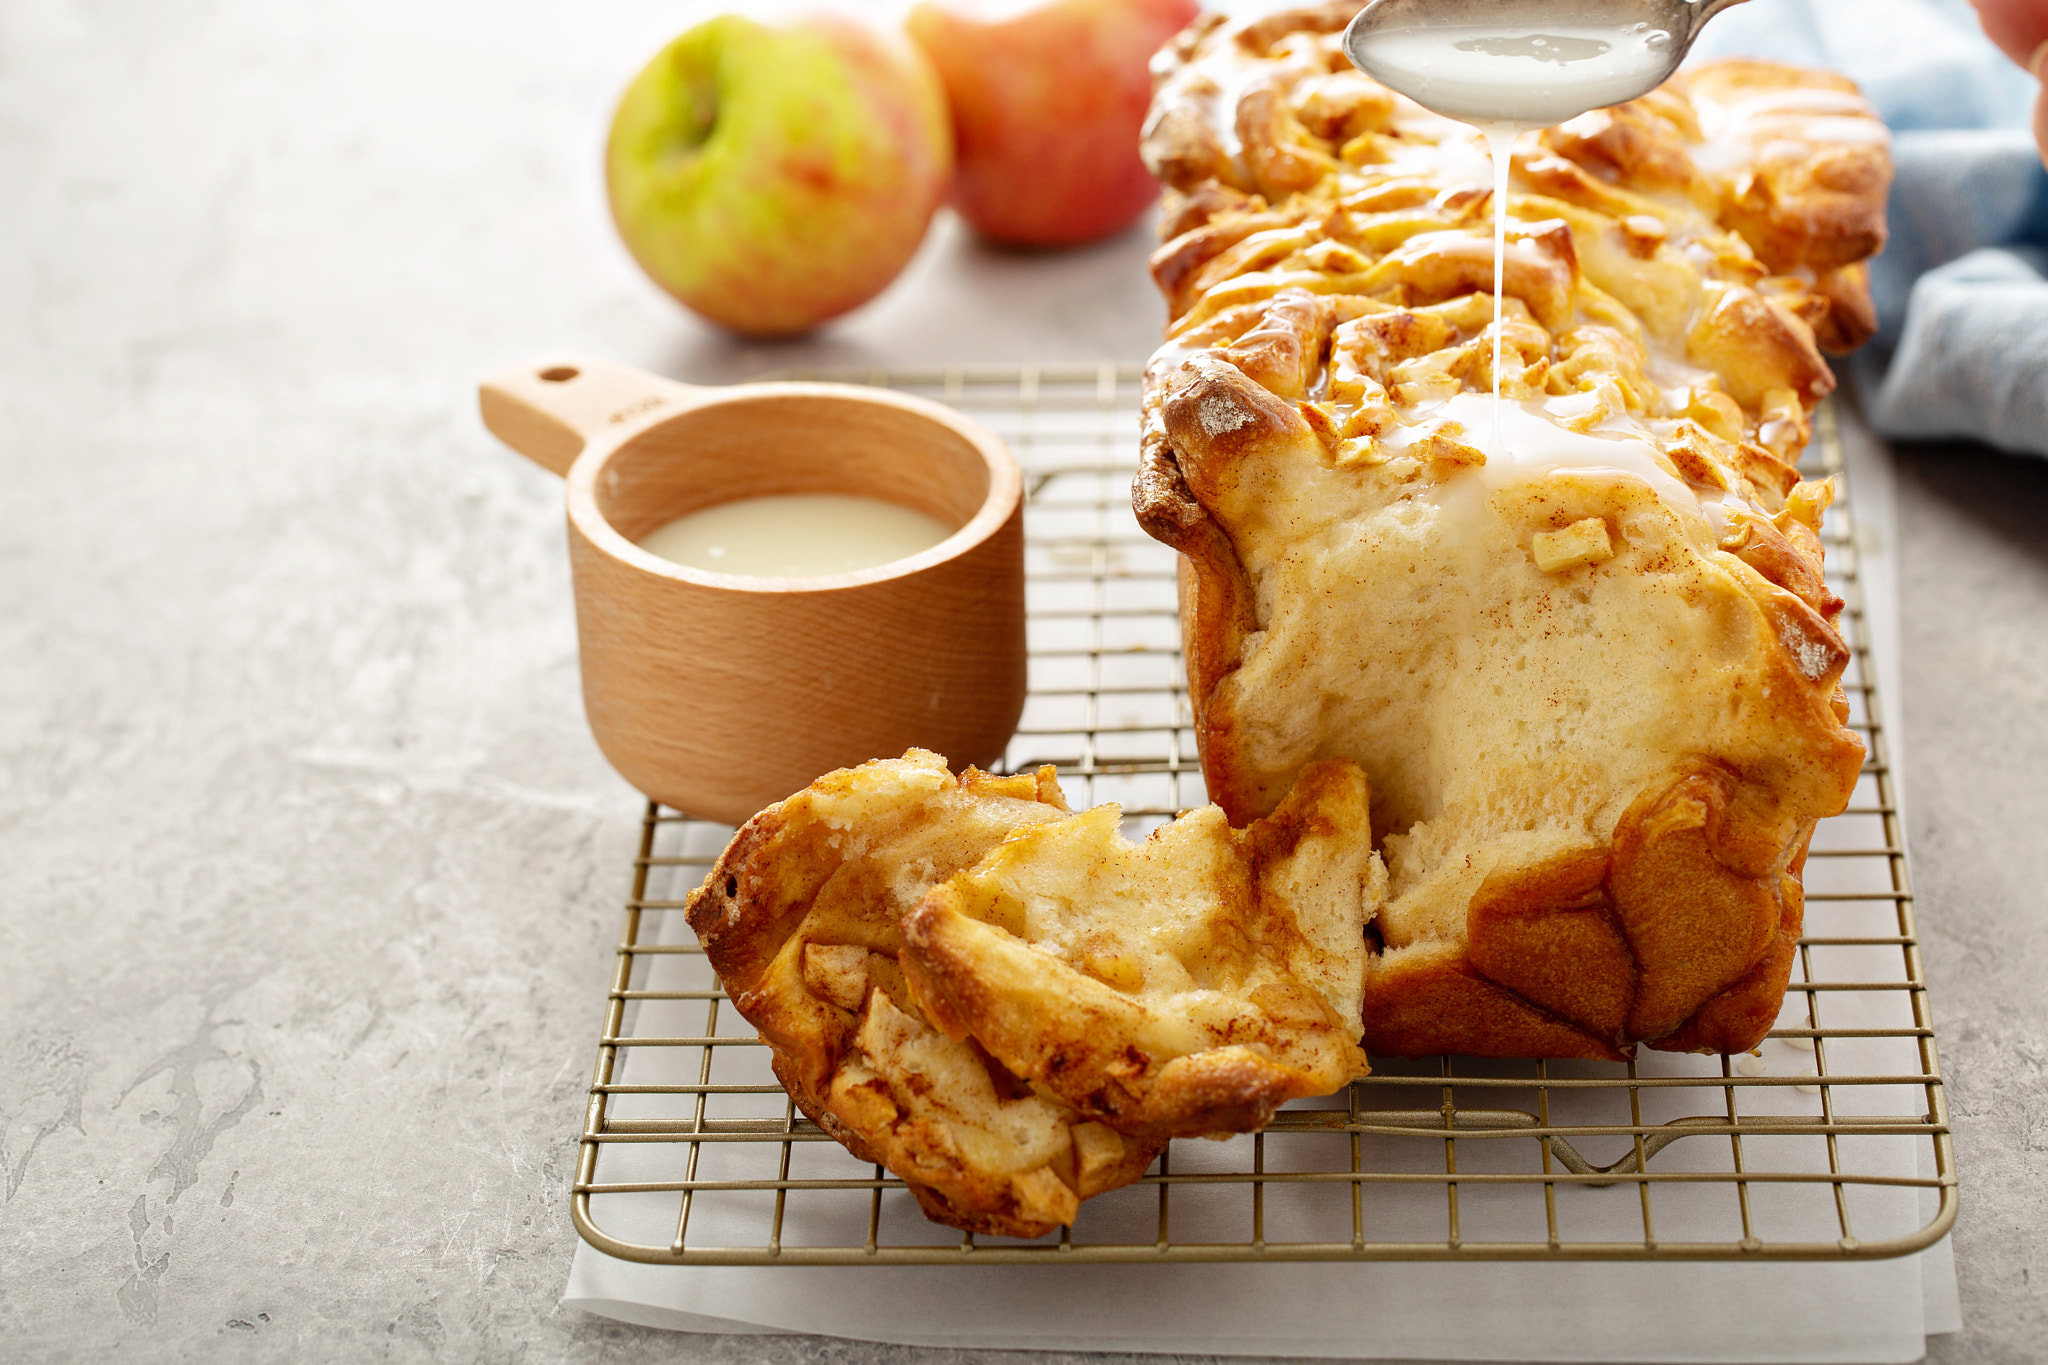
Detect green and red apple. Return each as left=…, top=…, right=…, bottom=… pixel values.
left=607, top=15, right=953, bottom=337
left=906, top=0, right=1201, bottom=248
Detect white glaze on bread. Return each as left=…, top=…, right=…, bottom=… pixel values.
left=1138, top=7, right=1884, bottom=1059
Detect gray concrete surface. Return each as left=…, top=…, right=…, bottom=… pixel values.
left=3, top=2, right=2044, bottom=1361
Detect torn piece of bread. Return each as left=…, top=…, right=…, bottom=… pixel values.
left=686, top=749, right=1156, bottom=1237
left=687, top=749, right=1378, bottom=1233
left=1135, top=9, right=1884, bottom=1059
left=903, top=759, right=1377, bottom=1139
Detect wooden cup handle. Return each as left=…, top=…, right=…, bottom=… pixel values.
left=478, top=354, right=700, bottom=477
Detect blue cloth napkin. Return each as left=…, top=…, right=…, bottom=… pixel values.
left=1687, top=0, right=2048, bottom=455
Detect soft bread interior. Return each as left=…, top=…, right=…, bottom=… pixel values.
left=904, top=759, right=1379, bottom=1137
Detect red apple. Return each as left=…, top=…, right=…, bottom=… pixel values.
left=906, top=0, right=1201, bottom=248
left=607, top=15, right=953, bottom=337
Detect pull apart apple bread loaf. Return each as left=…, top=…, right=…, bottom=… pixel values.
left=1135, top=6, right=1892, bottom=1061
left=687, top=749, right=1377, bottom=1236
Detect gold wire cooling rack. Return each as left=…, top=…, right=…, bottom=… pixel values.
left=571, top=365, right=1955, bottom=1266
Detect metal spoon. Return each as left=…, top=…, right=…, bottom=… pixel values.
left=1343, top=0, right=1751, bottom=127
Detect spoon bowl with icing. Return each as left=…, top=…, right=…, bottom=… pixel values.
left=1343, top=0, right=1751, bottom=127
left=479, top=354, right=1026, bottom=824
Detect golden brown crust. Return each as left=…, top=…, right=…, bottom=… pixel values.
left=1464, top=847, right=1635, bottom=1048
left=1687, top=283, right=1835, bottom=409
left=1152, top=211, right=1297, bottom=314
left=1607, top=762, right=1791, bottom=1045
left=1671, top=62, right=1892, bottom=275
left=1135, top=15, right=1881, bottom=1062
left=1657, top=875, right=1806, bottom=1056
left=1157, top=181, right=1269, bottom=243
left=1361, top=941, right=1626, bottom=1062
left=1810, top=263, right=1878, bottom=355
left=1134, top=370, right=1260, bottom=801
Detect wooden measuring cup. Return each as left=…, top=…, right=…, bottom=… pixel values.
left=479, top=354, right=1026, bottom=826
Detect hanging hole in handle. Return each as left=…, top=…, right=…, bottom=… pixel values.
left=538, top=366, right=580, bottom=383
